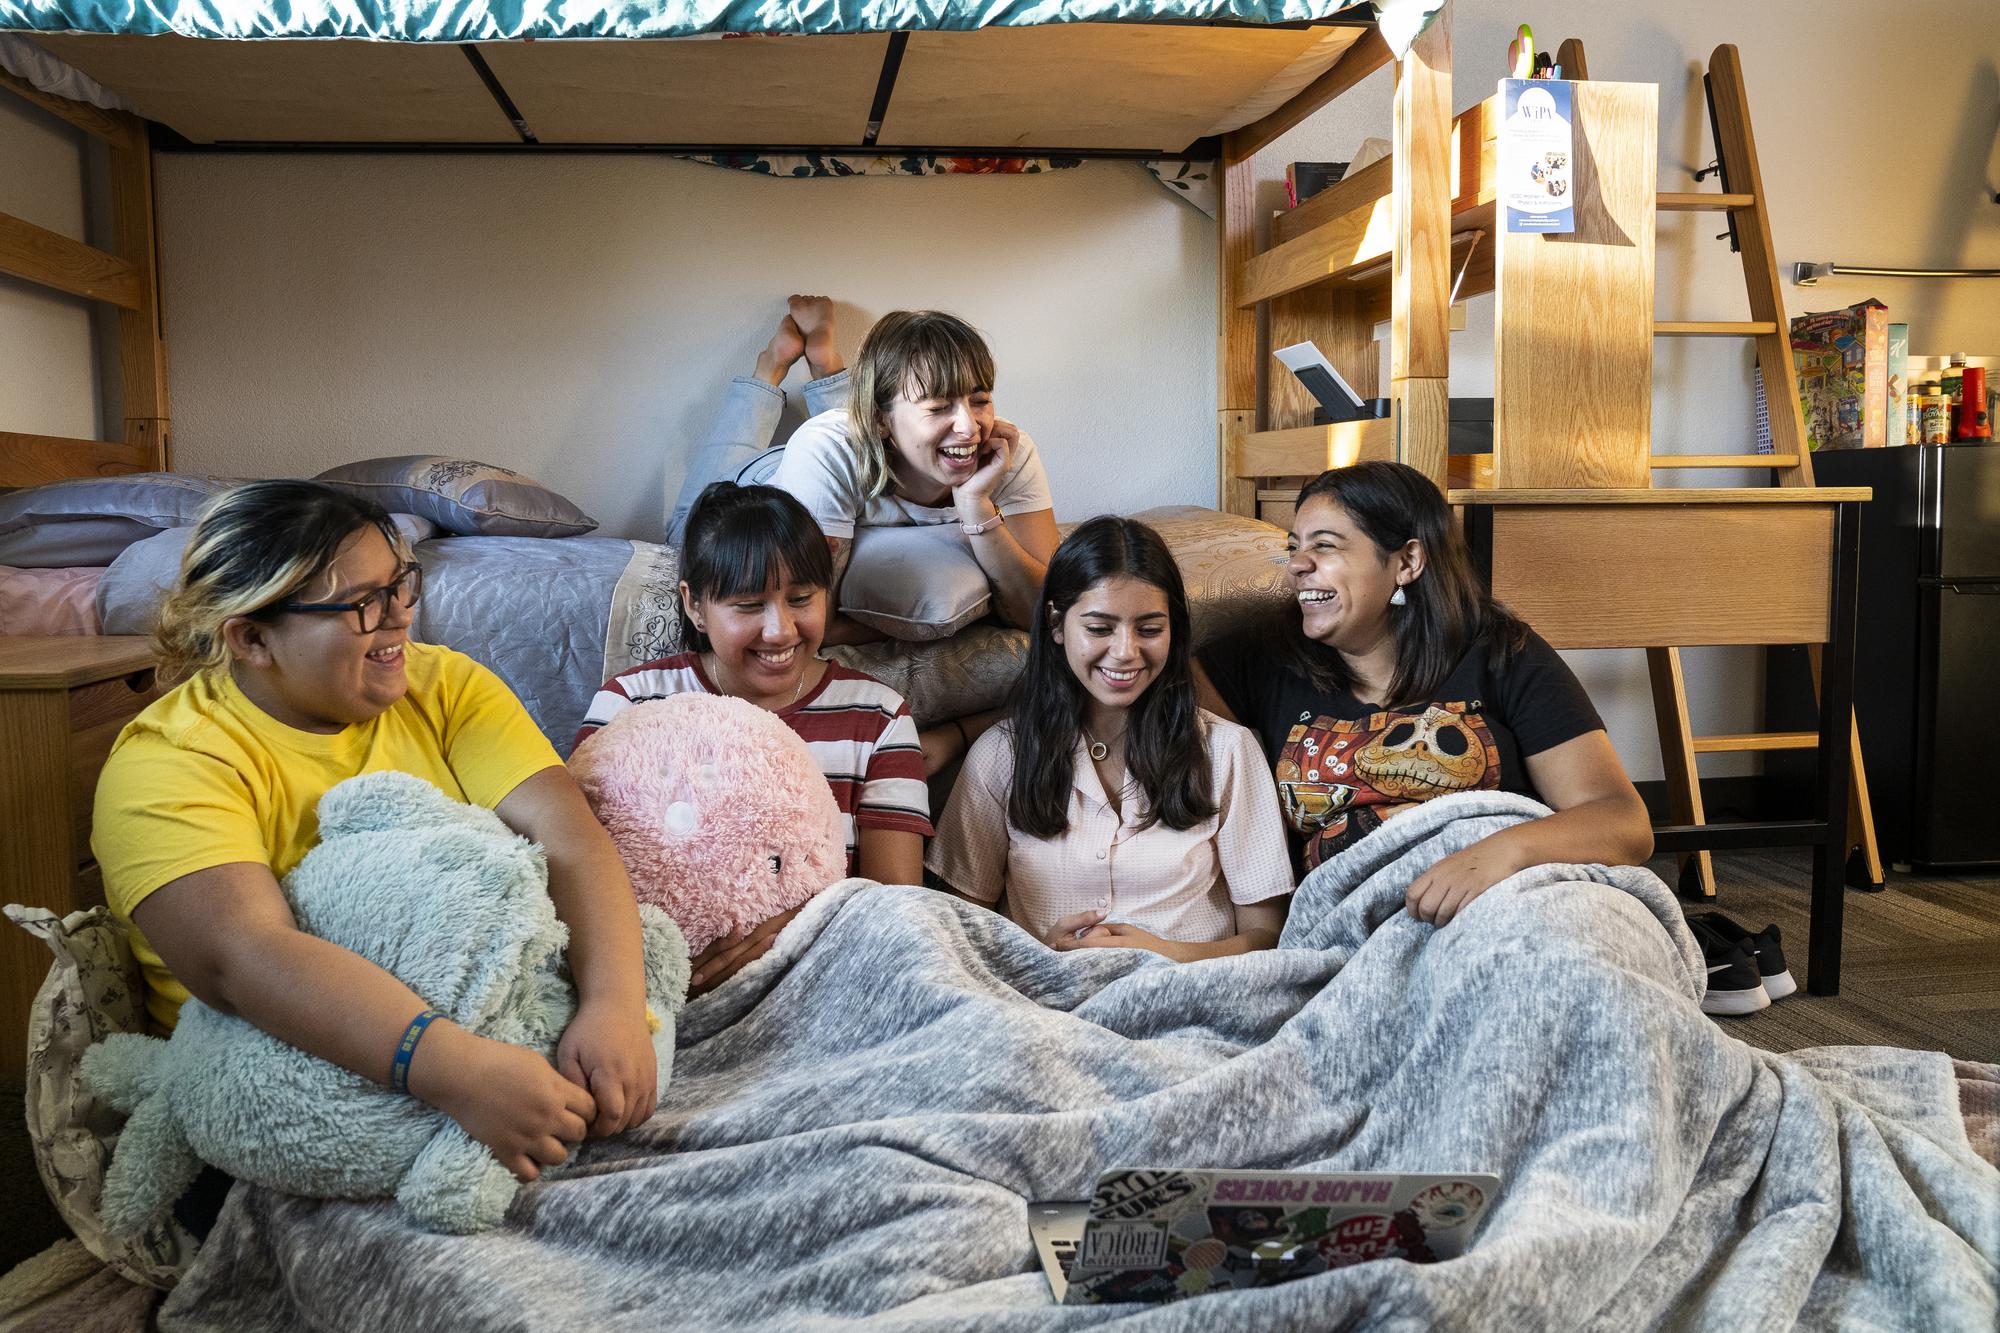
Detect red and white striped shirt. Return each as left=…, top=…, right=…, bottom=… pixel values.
left=574, top=653, right=932, bottom=873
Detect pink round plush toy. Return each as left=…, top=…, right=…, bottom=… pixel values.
left=569, top=693, right=847, bottom=956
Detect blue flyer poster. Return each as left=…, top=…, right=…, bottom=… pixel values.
left=1500, top=78, right=1575, bottom=234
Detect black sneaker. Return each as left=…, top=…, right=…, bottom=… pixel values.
left=1687, top=917, right=1771, bottom=1016
left=1691, top=912, right=1797, bottom=1001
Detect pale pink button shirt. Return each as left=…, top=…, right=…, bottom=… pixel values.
left=927, top=711, right=1294, bottom=944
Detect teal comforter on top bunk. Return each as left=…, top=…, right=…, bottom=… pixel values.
left=0, top=0, right=1376, bottom=41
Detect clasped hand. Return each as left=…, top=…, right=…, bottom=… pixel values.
left=1042, top=910, right=1185, bottom=962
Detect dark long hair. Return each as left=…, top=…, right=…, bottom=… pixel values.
left=1008, top=516, right=1216, bottom=839
left=1283, top=461, right=1527, bottom=706
left=678, top=482, right=833, bottom=653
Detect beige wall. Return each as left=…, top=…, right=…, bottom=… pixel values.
left=3, top=0, right=1995, bottom=780
left=150, top=154, right=1215, bottom=536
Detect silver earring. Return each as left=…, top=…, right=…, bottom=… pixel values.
left=1390, top=586, right=1407, bottom=606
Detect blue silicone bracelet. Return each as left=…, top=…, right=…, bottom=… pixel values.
left=389, top=1008, right=441, bottom=1093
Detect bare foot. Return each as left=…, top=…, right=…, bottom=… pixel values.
left=753, top=314, right=807, bottom=387
left=788, top=294, right=844, bottom=380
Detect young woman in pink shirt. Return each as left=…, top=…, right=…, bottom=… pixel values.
left=927, top=517, right=1292, bottom=960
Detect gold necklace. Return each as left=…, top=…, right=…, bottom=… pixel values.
left=1082, top=727, right=1119, bottom=762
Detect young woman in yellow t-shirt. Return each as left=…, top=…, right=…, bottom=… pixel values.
left=92, top=480, right=656, bottom=1186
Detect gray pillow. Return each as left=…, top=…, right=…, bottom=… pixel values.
left=0, top=473, right=232, bottom=569
left=316, top=456, right=597, bottom=538
left=840, top=523, right=992, bottom=641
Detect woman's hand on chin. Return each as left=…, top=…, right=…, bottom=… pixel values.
left=1403, top=840, right=1522, bottom=926
left=953, top=419, right=1018, bottom=517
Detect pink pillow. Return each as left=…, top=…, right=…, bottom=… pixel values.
left=0, top=565, right=105, bottom=635
left=568, top=694, right=847, bottom=956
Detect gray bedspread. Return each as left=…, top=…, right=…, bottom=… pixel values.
left=161, top=793, right=2000, bottom=1330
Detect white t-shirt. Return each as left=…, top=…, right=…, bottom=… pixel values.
left=768, top=409, right=1054, bottom=540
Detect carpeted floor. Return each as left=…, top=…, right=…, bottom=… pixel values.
left=1655, top=851, right=2000, bottom=1063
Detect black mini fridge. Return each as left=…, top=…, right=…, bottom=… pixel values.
left=1771, top=444, right=2000, bottom=869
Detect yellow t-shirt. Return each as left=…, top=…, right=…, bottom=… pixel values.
left=92, top=641, right=561, bottom=1031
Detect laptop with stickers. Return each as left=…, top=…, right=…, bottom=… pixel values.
left=1029, top=1168, right=1499, bottom=1306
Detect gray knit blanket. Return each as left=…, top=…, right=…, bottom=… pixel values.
left=162, top=793, right=2000, bottom=1330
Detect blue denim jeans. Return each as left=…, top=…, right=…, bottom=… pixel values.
left=666, top=369, right=851, bottom=546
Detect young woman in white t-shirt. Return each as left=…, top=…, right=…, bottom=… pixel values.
left=765, top=307, right=1061, bottom=648
left=666, top=298, right=1061, bottom=771
left=927, top=517, right=1293, bottom=960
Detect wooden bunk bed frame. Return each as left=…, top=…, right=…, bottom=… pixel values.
left=1, top=1, right=1870, bottom=993
left=0, top=65, right=168, bottom=487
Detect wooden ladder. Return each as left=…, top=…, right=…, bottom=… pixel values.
left=1557, top=37, right=1884, bottom=897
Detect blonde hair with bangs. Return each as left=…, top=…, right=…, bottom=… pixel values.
left=154, top=479, right=410, bottom=685
left=845, top=310, right=997, bottom=501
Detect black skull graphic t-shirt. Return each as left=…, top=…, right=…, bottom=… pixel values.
left=1199, top=627, right=1603, bottom=873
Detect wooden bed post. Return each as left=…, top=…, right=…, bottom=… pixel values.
left=1389, top=6, right=1452, bottom=490
left=110, top=133, right=171, bottom=471
left=1216, top=148, right=1260, bottom=518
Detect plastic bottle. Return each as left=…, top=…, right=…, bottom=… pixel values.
left=1941, top=353, right=1966, bottom=408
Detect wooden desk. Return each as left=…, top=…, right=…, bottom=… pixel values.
left=0, top=636, right=161, bottom=1073
left=1455, top=489, right=1867, bottom=995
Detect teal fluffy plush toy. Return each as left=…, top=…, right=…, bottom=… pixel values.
left=80, top=770, right=690, bottom=1235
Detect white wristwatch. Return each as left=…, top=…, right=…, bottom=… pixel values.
left=961, top=510, right=1004, bottom=536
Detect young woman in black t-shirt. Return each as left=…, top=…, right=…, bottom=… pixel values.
left=1195, top=462, right=1653, bottom=925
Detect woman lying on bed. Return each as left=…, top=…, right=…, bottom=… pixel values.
left=92, top=481, right=658, bottom=1207
left=668, top=298, right=1060, bottom=637
left=1196, top=462, right=1654, bottom=925
left=929, top=516, right=1293, bottom=960
left=666, top=298, right=1061, bottom=772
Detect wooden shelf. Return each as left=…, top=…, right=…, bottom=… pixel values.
left=1234, top=418, right=1394, bottom=476
left=1450, top=486, right=1871, bottom=505
left=1657, top=192, right=1754, bottom=211
left=1651, top=453, right=1801, bottom=468
left=1655, top=321, right=1777, bottom=336
left=1246, top=94, right=1497, bottom=312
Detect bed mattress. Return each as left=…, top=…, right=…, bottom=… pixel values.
left=1, top=0, right=1373, bottom=43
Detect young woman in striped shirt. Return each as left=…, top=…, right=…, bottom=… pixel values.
left=575, top=482, right=931, bottom=989
left=927, top=517, right=1293, bottom=960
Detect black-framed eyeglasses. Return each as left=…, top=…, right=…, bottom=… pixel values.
left=282, top=562, right=424, bottom=634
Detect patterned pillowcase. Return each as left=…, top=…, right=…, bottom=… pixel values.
left=317, top=457, right=597, bottom=538
left=1127, top=505, right=1292, bottom=647
left=827, top=625, right=1028, bottom=728
left=5, top=905, right=197, bottom=1288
